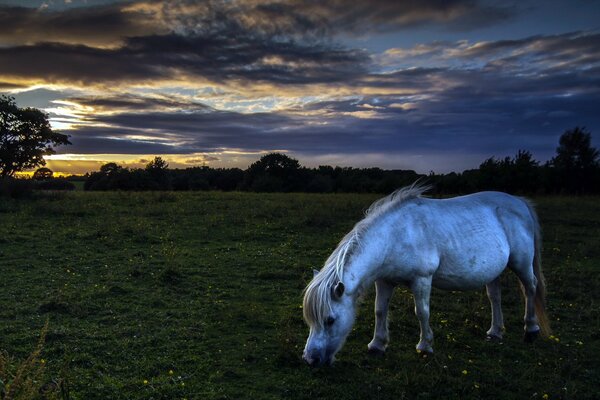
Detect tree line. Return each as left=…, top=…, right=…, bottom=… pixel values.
left=79, top=127, right=600, bottom=195
left=1, top=95, right=599, bottom=196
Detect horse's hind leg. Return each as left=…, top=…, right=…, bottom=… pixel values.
left=521, top=272, right=541, bottom=342
left=411, top=276, right=434, bottom=353
left=485, top=276, right=504, bottom=341
left=512, top=259, right=540, bottom=342
left=368, top=279, right=395, bottom=355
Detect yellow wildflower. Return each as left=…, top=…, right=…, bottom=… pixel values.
left=462, top=370, right=468, bottom=375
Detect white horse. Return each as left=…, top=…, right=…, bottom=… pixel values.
left=302, top=183, right=550, bottom=366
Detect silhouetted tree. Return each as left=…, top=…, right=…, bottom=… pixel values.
left=0, top=95, right=70, bottom=177
left=145, top=157, right=171, bottom=189
left=553, top=127, right=599, bottom=170
left=550, top=127, right=599, bottom=193
left=84, top=163, right=123, bottom=190
left=82, top=131, right=600, bottom=195
left=244, top=153, right=302, bottom=191
left=99, top=162, right=123, bottom=176
left=511, top=150, right=540, bottom=193
left=33, top=167, right=54, bottom=180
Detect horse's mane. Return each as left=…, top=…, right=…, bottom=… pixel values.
left=302, top=181, right=430, bottom=328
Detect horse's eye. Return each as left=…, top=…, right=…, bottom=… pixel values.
left=325, top=316, right=335, bottom=326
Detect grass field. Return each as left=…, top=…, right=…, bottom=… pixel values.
left=0, top=192, right=598, bottom=399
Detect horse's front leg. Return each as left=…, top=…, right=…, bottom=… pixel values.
left=368, top=279, right=395, bottom=355
left=411, top=276, right=434, bottom=353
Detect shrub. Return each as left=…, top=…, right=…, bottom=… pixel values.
left=0, top=178, right=34, bottom=199
left=35, top=179, right=75, bottom=191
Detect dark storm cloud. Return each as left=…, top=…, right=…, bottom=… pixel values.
left=248, top=0, right=515, bottom=35
left=0, top=81, right=26, bottom=90
left=0, top=4, right=166, bottom=46
left=2, top=1, right=598, bottom=171
left=0, top=0, right=515, bottom=48
left=0, top=0, right=515, bottom=86
left=0, top=32, right=368, bottom=85
left=56, top=26, right=600, bottom=161
left=67, top=94, right=213, bottom=112
left=460, top=32, right=600, bottom=75
left=64, top=110, right=300, bottom=154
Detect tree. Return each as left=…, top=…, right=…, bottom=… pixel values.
left=145, top=157, right=171, bottom=189
left=146, top=156, right=169, bottom=172
left=32, top=167, right=54, bottom=180
left=552, top=127, right=599, bottom=170
left=550, top=127, right=599, bottom=193
left=511, top=150, right=540, bottom=193
left=0, top=95, right=70, bottom=177
left=244, top=153, right=301, bottom=191
left=248, top=153, right=300, bottom=176
left=99, top=162, right=123, bottom=176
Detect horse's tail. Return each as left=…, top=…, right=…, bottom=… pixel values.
left=523, top=199, right=551, bottom=337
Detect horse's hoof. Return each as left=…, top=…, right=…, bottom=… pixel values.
left=523, top=329, right=540, bottom=343
left=416, top=348, right=433, bottom=358
left=367, top=346, right=386, bottom=356
left=486, top=334, right=502, bottom=342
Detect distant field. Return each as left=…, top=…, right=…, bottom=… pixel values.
left=0, top=192, right=598, bottom=399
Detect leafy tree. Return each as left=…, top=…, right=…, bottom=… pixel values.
left=99, top=162, right=123, bottom=176
left=511, top=150, right=540, bottom=193
left=244, top=153, right=302, bottom=191
left=551, top=127, right=599, bottom=193
left=247, top=153, right=300, bottom=177
left=0, top=95, right=70, bottom=177
left=145, top=157, right=171, bottom=189
left=146, top=156, right=169, bottom=172
left=33, top=167, right=54, bottom=180
left=552, top=127, right=599, bottom=170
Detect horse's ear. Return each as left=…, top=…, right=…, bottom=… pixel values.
left=313, top=269, right=319, bottom=278
left=332, top=281, right=345, bottom=300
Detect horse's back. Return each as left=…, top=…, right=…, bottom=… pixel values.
left=412, top=192, right=534, bottom=290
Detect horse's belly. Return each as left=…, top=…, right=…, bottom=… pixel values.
left=432, top=255, right=507, bottom=291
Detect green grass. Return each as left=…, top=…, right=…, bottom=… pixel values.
left=0, top=192, right=598, bottom=399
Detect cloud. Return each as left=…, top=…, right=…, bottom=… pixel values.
left=0, top=81, right=27, bottom=90
left=48, top=26, right=599, bottom=166
left=0, top=0, right=516, bottom=88
left=246, top=0, right=515, bottom=35
left=0, top=32, right=368, bottom=87
left=2, top=2, right=598, bottom=174
left=0, top=3, right=168, bottom=47
left=65, top=93, right=213, bottom=113
left=380, top=31, right=600, bottom=74
left=183, top=155, right=220, bottom=164
left=0, top=0, right=514, bottom=49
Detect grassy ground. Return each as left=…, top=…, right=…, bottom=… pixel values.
left=0, top=192, right=598, bottom=399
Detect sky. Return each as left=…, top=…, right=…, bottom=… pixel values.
left=1, top=0, right=599, bottom=174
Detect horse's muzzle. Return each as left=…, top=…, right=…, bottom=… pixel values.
left=303, top=350, right=331, bottom=367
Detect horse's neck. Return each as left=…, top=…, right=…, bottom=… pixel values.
left=344, top=230, right=388, bottom=296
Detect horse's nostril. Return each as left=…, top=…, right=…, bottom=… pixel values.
left=303, top=353, right=321, bottom=366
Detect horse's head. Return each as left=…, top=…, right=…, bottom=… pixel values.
left=302, top=273, right=356, bottom=367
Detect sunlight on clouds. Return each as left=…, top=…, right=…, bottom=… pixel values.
left=46, top=99, right=96, bottom=131
left=341, top=110, right=387, bottom=119
left=389, top=102, right=418, bottom=110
